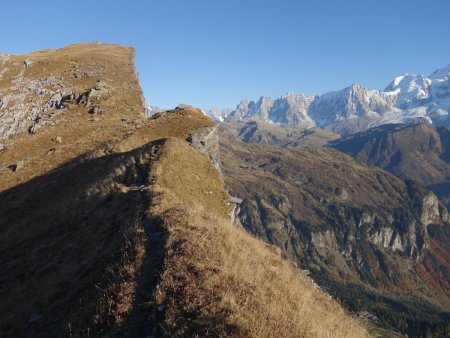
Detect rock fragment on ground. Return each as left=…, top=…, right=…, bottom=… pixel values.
left=53, top=136, right=62, bottom=143
left=8, top=160, right=25, bottom=172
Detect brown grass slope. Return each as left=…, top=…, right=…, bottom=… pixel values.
left=0, top=43, right=210, bottom=336
left=0, top=43, right=214, bottom=192
left=331, top=123, right=450, bottom=210
left=0, top=112, right=369, bottom=337
left=149, top=137, right=369, bottom=337
left=331, top=123, right=450, bottom=186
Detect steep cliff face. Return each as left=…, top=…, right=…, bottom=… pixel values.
left=220, top=139, right=450, bottom=335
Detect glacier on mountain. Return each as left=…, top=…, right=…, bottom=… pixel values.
left=205, top=64, right=450, bottom=134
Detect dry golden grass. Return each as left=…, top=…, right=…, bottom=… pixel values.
left=150, top=138, right=370, bottom=337
left=1, top=43, right=369, bottom=337
left=94, top=221, right=147, bottom=331
left=0, top=44, right=214, bottom=192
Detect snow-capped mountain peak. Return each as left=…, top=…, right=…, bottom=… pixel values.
left=385, top=74, right=431, bottom=108
left=201, top=64, right=450, bottom=134
left=429, top=64, right=450, bottom=80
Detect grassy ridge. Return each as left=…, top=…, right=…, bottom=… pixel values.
left=149, top=138, right=369, bottom=337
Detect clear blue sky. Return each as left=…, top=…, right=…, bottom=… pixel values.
left=1, top=0, right=449, bottom=109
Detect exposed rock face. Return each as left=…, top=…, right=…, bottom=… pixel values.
left=0, top=68, right=74, bottom=139
left=0, top=46, right=127, bottom=141
left=311, top=230, right=339, bottom=251
left=225, top=195, right=243, bottom=224
left=187, top=124, right=221, bottom=172
left=226, top=93, right=316, bottom=128
left=8, top=160, right=25, bottom=172
left=88, top=80, right=112, bottom=99
left=221, top=140, right=448, bottom=259
left=421, top=193, right=441, bottom=226
left=23, top=59, right=32, bottom=68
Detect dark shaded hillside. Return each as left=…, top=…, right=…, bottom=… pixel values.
left=220, top=139, right=450, bottom=336
left=0, top=141, right=166, bottom=336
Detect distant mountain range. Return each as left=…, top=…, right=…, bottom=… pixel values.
left=205, top=64, right=450, bottom=135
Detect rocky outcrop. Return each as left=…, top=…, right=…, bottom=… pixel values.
left=311, top=230, right=339, bottom=251
left=187, top=124, right=221, bottom=172
left=0, top=68, right=74, bottom=139
left=88, top=80, right=112, bottom=99
left=187, top=123, right=246, bottom=223
left=0, top=48, right=120, bottom=140
left=420, top=193, right=441, bottom=226
left=225, top=196, right=243, bottom=224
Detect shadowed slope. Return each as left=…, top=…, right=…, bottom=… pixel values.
left=0, top=141, right=163, bottom=336
left=0, top=133, right=370, bottom=338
